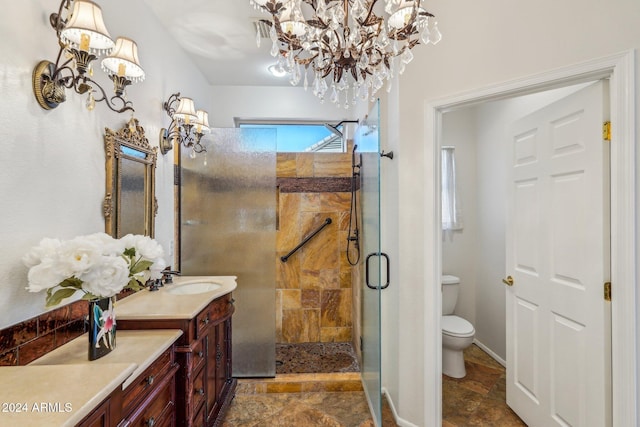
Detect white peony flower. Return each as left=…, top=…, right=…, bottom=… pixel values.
left=121, top=234, right=164, bottom=260
left=24, top=232, right=167, bottom=306
left=84, top=232, right=123, bottom=256
left=79, top=255, right=130, bottom=297
left=56, top=237, right=102, bottom=278
left=22, top=238, right=62, bottom=268
left=26, top=259, right=69, bottom=292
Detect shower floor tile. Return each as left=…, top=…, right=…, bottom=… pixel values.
left=276, top=342, right=360, bottom=374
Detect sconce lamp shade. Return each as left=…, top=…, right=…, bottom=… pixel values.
left=195, top=110, right=210, bottom=133
left=173, top=97, right=198, bottom=122
left=60, top=0, right=114, bottom=55
left=101, top=37, right=145, bottom=82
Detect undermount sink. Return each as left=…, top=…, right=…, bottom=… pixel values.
left=166, top=281, right=222, bottom=295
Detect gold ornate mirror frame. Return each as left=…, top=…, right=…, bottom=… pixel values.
left=104, top=117, right=158, bottom=237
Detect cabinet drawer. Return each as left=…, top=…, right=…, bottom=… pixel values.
left=194, top=296, right=232, bottom=339
left=122, top=348, right=173, bottom=416
left=195, top=309, right=212, bottom=338
left=190, top=337, right=206, bottom=374
left=191, top=365, right=206, bottom=416
left=127, top=374, right=175, bottom=427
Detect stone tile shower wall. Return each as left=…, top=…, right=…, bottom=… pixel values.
left=276, top=149, right=359, bottom=345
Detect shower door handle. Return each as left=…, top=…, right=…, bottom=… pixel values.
left=366, top=252, right=390, bottom=290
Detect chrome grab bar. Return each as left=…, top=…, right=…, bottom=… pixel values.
left=280, top=217, right=332, bottom=263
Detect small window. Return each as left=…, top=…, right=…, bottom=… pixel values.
left=238, top=121, right=345, bottom=153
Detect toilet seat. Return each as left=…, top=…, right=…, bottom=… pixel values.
left=442, top=315, right=475, bottom=338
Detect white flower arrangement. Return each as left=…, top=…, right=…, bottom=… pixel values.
left=23, top=232, right=166, bottom=307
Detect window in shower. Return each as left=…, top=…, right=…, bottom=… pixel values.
left=237, top=120, right=346, bottom=152
left=442, top=146, right=463, bottom=231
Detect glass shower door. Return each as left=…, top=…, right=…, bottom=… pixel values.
left=180, top=128, right=277, bottom=377
left=357, top=100, right=382, bottom=426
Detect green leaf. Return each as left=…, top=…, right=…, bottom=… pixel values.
left=130, top=260, right=153, bottom=275
left=123, top=248, right=136, bottom=257
left=81, top=292, right=99, bottom=301
left=45, top=288, right=78, bottom=307
left=58, top=277, right=82, bottom=288
left=125, top=278, right=144, bottom=292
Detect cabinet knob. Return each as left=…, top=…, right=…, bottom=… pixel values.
left=197, top=351, right=204, bottom=358
left=202, top=317, right=210, bottom=325
left=146, top=417, right=155, bottom=427
left=196, top=388, right=205, bottom=396
left=145, top=375, right=154, bottom=386
left=230, top=298, right=235, bottom=304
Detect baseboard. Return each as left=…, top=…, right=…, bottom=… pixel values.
left=382, top=387, right=420, bottom=427
left=473, top=338, right=506, bottom=367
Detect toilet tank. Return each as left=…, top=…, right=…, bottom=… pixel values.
left=442, top=275, right=460, bottom=315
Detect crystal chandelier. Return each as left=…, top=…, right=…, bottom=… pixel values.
left=250, top=0, right=441, bottom=108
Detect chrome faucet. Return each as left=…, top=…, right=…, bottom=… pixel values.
left=162, top=270, right=181, bottom=284
left=148, top=278, right=163, bottom=291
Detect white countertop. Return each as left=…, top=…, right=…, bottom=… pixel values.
left=116, top=275, right=237, bottom=320
left=0, top=363, right=135, bottom=427
left=29, top=329, right=183, bottom=389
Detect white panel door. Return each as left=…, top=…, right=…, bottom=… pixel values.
left=505, top=81, right=611, bottom=427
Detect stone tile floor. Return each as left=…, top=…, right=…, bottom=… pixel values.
left=222, top=344, right=524, bottom=426
left=443, top=344, right=527, bottom=426
left=221, top=373, right=397, bottom=427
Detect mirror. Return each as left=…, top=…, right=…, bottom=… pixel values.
left=104, top=117, right=157, bottom=237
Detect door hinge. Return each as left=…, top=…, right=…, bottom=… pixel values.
left=174, top=164, right=180, bottom=186
left=603, top=121, right=611, bottom=141
left=604, top=281, right=612, bottom=301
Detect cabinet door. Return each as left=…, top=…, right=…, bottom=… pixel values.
left=215, top=321, right=228, bottom=402
left=205, top=325, right=219, bottom=421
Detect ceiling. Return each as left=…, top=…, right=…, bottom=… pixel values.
left=143, top=0, right=285, bottom=87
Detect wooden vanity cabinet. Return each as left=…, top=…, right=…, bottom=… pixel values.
left=76, top=390, right=123, bottom=427
left=118, top=294, right=236, bottom=427
left=118, top=347, right=180, bottom=427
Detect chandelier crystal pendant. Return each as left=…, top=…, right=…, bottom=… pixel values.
left=250, top=0, right=441, bottom=107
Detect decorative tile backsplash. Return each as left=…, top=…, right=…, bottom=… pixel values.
left=0, top=300, right=87, bottom=366
left=0, top=290, right=135, bottom=366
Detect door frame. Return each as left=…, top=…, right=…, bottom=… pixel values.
left=424, top=50, right=636, bottom=426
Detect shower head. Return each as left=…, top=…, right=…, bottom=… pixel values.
left=324, top=123, right=343, bottom=138
left=323, top=120, right=360, bottom=140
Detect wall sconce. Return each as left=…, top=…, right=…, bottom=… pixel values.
left=159, top=92, right=210, bottom=157
left=32, top=0, right=145, bottom=113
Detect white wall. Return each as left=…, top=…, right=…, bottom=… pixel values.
left=441, top=109, right=478, bottom=325
left=209, top=85, right=360, bottom=128
left=386, top=0, right=640, bottom=425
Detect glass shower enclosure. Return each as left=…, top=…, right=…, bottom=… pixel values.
left=180, top=128, right=277, bottom=377
left=357, top=100, right=383, bottom=426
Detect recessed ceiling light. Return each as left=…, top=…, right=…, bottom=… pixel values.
left=268, top=64, right=287, bottom=78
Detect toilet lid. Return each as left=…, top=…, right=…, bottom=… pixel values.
left=442, top=315, right=474, bottom=337
left=442, top=275, right=460, bottom=285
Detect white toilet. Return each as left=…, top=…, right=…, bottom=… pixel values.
left=442, top=275, right=475, bottom=378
